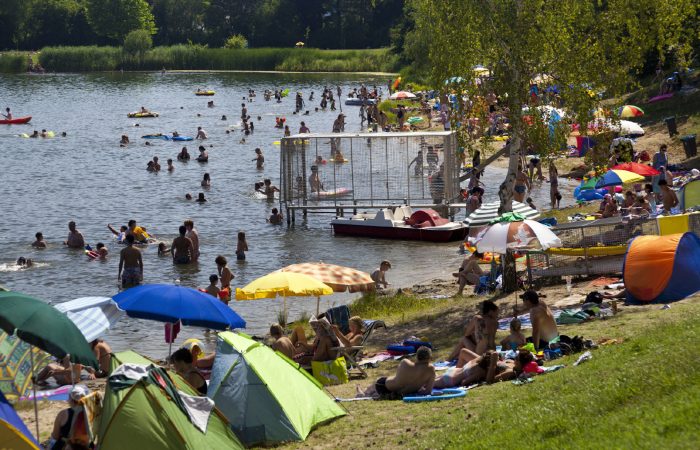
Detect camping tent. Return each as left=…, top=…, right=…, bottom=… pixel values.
left=0, top=331, right=51, bottom=400
left=208, top=332, right=346, bottom=446
left=680, top=179, right=700, bottom=210
left=96, top=350, right=243, bottom=450
left=623, top=233, right=700, bottom=304
left=0, top=390, right=39, bottom=450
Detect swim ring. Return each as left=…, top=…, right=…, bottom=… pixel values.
left=195, top=91, right=215, bottom=96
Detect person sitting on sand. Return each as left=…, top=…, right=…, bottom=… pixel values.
left=270, top=324, right=296, bottom=359
left=177, top=147, right=190, bottom=161
left=332, top=316, right=364, bottom=348
left=447, top=300, right=499, bottom=363
left=357, top=346, right=435, bottom=399
left=32, top=232, right=47, bottom=248
left=268, top=208, right=283, bottom=224
left=291, top=316, right=340, bottom=365
left=658, top=179, right=678, bottom=214
left=171, top=226, right=194, bottom=264
left=171, top=348, right=207, bottom=395
left=196, top=146, right=208, bottom=162
left=36, top=356, right=93, bottom=386
left=91, top=339, right=112, bottom=377
left=204, top=274, right=220, bottom=298
left=371, top=260, right=391, bottom=290
left=455, top=251, right=485, bottom=296
left=64, top=221, right=85, bottom=249
left=521, top=290, right=559, bottom=351
left=49, top=384, right=91, bottom=450
left=500, top=319, right=526, bottom=351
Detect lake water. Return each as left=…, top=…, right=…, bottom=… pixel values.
left=0, top=72, right=575, bottom=357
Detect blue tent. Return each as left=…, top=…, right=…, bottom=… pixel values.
left=0, top=390, right=40, bottom=449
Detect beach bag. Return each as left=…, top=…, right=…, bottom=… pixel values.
left=312, top=357, right=348, bottom=386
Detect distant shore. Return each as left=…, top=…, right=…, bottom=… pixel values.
left=0, top=46, right=400, bottom=74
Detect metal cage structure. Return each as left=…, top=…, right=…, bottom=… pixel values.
left=280, top=131, right=459, bottom=222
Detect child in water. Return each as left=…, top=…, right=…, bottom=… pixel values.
left=236, top=232, right=249, bottom=261
left=157, top=242, right=171, bottom=256
left=96, top=243, right=108, bottom=259
left=205, top=274, right=220, bottom=298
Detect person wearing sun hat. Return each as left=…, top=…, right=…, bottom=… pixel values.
left=49, top=384, right=91, bottom=449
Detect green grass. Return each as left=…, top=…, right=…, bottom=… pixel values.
left=378, top=98, right=422, bottom=123
left=286, top=294, right=700, bottom=449
left=0, top=51, right=29, bottom=73
left=33, top=46, right=399, bottom=73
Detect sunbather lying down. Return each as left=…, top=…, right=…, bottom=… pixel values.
left=433, top=350, right=544, bottom=389
left=356, top=346, right=435, bottom=399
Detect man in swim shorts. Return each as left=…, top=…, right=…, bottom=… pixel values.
left=521, top=290, right=559, bottom=350
left=357, top=346, right=435, bottom=399
left=64, top=221, right=85, bottom=249
left=171, top=225, right=194, bottom=264
left=118, top=234, right=143, bottom=288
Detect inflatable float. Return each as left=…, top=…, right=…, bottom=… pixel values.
left=312, top=188, right=353, bottom=198
left=0, top=116, right=31, bottom=125
left=142, top=134, right=193, bottom=141
left=195, top=90, right=215, bottom=96
left=647, top=93, right=673, bottom=104
left=20, top=131, right=54, bottom=138
left=127, top=112, right=159, bottom=118
left=546, top=245, right=627, bottom=257
left=403, top=388, right=467, bottom=403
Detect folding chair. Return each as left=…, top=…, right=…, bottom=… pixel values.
left=327, top=305, right=387, bottom=378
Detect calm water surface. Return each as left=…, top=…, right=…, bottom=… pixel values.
left=0, top=72, right=575, bottom=357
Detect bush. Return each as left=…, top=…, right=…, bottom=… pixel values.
left=123, top=29, right=153, bottom=58
left=224, top=34, right=248, bottom=49
left=0, top=52, right=29, bottom=73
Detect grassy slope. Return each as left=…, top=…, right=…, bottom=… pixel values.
left=284, top=293, right=700, bottom=449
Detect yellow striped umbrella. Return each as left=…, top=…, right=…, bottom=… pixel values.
left=279, top=262, right=375, bottom=293
left=235, top=272, right=333, bottom=316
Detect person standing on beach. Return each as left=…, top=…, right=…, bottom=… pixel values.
left=514, top=165, right=530, bottom=203
left=549, top=160, right=559, bottom=209
left=184, top=220, right=200, bottom=262
left=64, top=221, right=85, bottom=249
left=171, top=225, right=194, bottom=265
left=118, top=234, right=143, bottom=288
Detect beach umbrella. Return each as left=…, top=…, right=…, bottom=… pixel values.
left=0, top=291, right=98, bottom=439
left=578, top=176, right=602, bottom=191
left=611, top=162, right=659, bottom=177
left=54, top=297, right=124, bottom=343
left=444, top=76, right=465, bottom=85
left=113, top=284, right=245, bottom=330
left=595, top=169, right=644, bottom=188
left=0, top=292, right=97, bottom=368
left=472, top=65, right=491, bottom=76
left=389, top=91, right=416, bottom=100
left=616, top=120, right=645, bottom=136
left=618, top=105, right=644, bottom=118
left=475, top=219, right=562, bottom=255
left=236, top=272, right=333, bottom=317
left=278, top=262, right=374, bottom=313
left=465, top=200, right=540, bottom=227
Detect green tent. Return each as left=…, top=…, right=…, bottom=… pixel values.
left=96, top=350, right=243, bottom=450
left=208, top=331, right=346, bottom=446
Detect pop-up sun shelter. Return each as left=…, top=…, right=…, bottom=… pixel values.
left=208, top=331, right=346, bottom=446
left=679, top=179, right=700, bottom=210
left=96, top=350, right=243, bottom=450
left=623, top=232, right=700, bottom=304
left=0, top=390, right=39, bottom=450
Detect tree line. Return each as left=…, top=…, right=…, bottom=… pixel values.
left=0, top=0, right=405, bottom=50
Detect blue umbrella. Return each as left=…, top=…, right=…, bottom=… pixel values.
left=113, top=284, right=246, bottom=330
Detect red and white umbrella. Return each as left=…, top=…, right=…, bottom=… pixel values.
left=389, top=91, right=416, bottom=100
left=474, top=220, right=561, bottom=255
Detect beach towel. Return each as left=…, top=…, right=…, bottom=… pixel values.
left=657, top=214, right=689, bottom=235
left=78, top=391, right=103, bottom=442
left=19, top=385, right=71, bottom=402
left=357, top=352, right=394, bottom=367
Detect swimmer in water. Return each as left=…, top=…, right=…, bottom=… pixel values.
left=262, top=179, right=279, bottom=200
left=201, top=173, right=211, bottom=187
left=30, top=130, right=39, bottom=138
left=185, top=193, right=193, bottom=200
left=95, top=243, right=108, bottom=259
left=196, top=127, right=208, bottom=139
left=167, top=159, right=174, bottom=171
left=157, top=242, right=171, bottom=256
left=120, top=135, right=129, bottom=145
left=221, top=115, right=227, bottom=121
left=107, top=224, right=128, bottom=243
left=32, top=232, right=47, bottom=248
left=253, top=148, right=264, bottom=169
left=196, top=192, right=207, bottom=203
left=16, top=257, right=33, bottom=267
left=268, top=208, right=283, bottom=225
left=197, top=146, right=208, bottom=162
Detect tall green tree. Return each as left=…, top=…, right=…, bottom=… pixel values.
left=0, top=0, right=30, bottom=48
left=413, top=0, right=698, bottom=290
left=85, top=0, right=156, bottom=42
left=151, top=0, right=209, bottom=46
